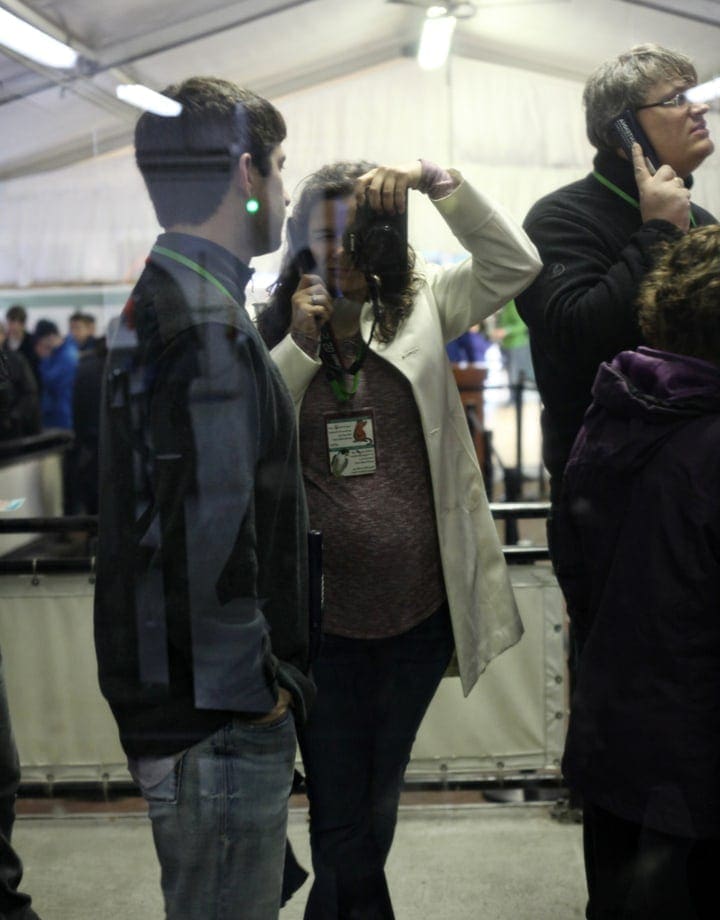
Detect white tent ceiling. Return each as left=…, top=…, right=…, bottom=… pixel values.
left=2, top=0, right=720, bottom=181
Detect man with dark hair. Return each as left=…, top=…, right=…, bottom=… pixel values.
left=0, top=322, right=40, bottom=439
left=67, top=312, right=96, bottom=353
left=94, top=76, right=314, bottom=919
left=134, top=76, right=288, bottom=238
left=555, top=224, right=720, bottom=920
left=516, top=44, right=715, bottom=510
left=4, top=306, right=39, bottom=388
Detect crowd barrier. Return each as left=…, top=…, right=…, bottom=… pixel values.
left=0, top=506, right=565, bottom=790
left=0, top=430, right=71, bottom=556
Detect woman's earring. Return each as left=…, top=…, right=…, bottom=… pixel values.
left=246, top=198, right=260, bottom=214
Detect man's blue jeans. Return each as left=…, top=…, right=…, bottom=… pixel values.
left=133, top=711, right=296, bottom=920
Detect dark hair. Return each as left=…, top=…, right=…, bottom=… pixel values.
left=6, top=304, right=27, bottom=324
left=637, top=225, right=720, bottom=364
left=257, top=161, right=419, bottom=349
left=135, top=77, right=286, bottom=228
left=584, top=44, right=696, bottom=152
left=34, top=319, right=60, bottom=340
left=69, top=311, right=85, bottom=324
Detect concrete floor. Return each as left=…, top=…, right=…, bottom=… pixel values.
left=13, top=800, right=587, bottom=919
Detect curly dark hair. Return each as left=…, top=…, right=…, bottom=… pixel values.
left=638, top=225, right=720, bottom=364
left=256, top=161, right=419, bottom=349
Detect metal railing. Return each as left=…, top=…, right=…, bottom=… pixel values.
left=0, top=502, right=552, bottom=574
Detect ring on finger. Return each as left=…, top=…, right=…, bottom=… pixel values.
left=311, top=293, right=317, bottom=306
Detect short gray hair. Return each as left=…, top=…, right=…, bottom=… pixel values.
left=583, top=44, right=697, bottom=152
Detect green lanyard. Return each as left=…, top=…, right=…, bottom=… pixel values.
left=329, top=374, right=360, bottom=402
left=320, top=279, right=382, bottom=403
left=592, top=171, right=697, bottom=227
left=320, top=319, right=376, bottom=403
left=152, top=244, right=241, bottom=306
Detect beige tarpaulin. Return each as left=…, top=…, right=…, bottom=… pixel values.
left=0, top=566, right=565, bottom=787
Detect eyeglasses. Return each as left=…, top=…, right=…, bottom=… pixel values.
left=636, top=91, right=694, bottom=111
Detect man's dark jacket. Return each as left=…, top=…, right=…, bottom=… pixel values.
left=94, top=233, right=314, bottom=758
left=516, top=149, right=716, bottom=498
left=0, top=349, right=40, bottom=439
left=4, top=333, right=40, bottom=389
left=556, top=347, right=720, bottom=838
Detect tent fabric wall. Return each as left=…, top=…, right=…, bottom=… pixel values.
left=410, top=565, right=566, bottom=779
left=5, top=54, right=716, bottom=292
left=0, top=151, right=155, bottom=289
left=0, top=567, right=565, bottom=787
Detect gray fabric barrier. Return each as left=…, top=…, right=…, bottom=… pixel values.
left=0, top=566, right=565, bottom=787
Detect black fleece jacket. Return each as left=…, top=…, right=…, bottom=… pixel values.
left=515, top=149, right=716, bottom=498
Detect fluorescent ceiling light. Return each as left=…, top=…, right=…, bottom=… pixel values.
left=418, top=14, right=456, bottom=70
left=0, top=8, right=78, bottom=69
left=687, top=78, right=720, bottom=105
left=449, top=2, right=476, bottom=17
left=116, top=84, right=183, bottom=117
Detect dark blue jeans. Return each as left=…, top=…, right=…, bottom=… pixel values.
left=299, top=604, right=454, bottom=919
left=0, top=645, right=39, bottom=920
left=133, top=711, right=296, bottom=920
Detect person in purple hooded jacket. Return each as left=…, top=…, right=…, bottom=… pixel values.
left=555, top=224, right=720, bottom=920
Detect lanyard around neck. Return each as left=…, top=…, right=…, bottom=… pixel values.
left=592, top=171, right=697, bottom=227
left=320, top=315, right=377, bottom=403
left=152, top=244, right=241, bottom=305
left=320, top=278, right=382, bottom=403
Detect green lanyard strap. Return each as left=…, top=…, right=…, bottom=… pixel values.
left=151, top=245, right=240, bottom=305
left=329, top=374, right=361, bottom=402
left=592, top=171, right=697, bottom=227
left=320, top=319, right=376, bottom=403
left=320, top=278, right=382, bottom=403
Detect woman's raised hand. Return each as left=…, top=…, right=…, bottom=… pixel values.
left=290, top=272, right=332, bottom=340
left=355, top=161, right=423, bottom=215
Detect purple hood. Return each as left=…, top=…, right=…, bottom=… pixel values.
left=569, top=347, right=720, bottom=474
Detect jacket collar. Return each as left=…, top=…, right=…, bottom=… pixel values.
left=592, top=148, right=694, bottom=193
left=155, top=232, right=254, bottom=307
left=591, top=149, right=639, bottom=199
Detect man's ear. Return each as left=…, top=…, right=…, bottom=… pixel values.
left=236, top=152, right=255, bottom=197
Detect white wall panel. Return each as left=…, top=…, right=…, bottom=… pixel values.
left=2, top=55, right=718, bottom=289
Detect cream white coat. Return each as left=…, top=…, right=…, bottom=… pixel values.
left=271, top=176, right=542, bottom=695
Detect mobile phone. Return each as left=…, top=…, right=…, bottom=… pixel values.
left=286, top=217, right=316, bottom=274
left=611, top=109, right=661, bottom=174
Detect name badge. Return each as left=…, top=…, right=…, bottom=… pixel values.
left=325, top=409, right=377, bottom=477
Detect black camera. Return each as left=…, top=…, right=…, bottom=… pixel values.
left=343, top=196, right=408, bottom=280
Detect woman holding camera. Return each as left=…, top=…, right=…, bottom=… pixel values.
left=258, top=159, right=540, bottom=918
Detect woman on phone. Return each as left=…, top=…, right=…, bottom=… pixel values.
left=258, top=158, right=541, bottom=919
